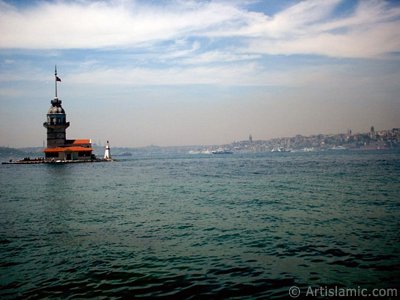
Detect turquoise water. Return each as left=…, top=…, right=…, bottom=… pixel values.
left=1, top=151, right=399, bottom=299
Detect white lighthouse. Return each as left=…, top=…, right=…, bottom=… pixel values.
left=104, top=140, right=112, bottom=160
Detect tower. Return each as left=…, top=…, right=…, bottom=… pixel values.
left=370, top=126, right=376, bottom=139
left=104, top=141, right=111, bottom=160
left=42, top=67, right=94, bottom=161
left=43, top=66, right=69, bottom=148
left=347, top=129, right=352, bottom=136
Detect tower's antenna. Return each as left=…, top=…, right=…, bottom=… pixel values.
left=55, top=65, right=61, bottom=98
left=55, top=65, right=57, bottom=98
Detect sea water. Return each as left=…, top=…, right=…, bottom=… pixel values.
left=0, top=150, right=399, bottom=299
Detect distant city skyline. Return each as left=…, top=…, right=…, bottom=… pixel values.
left=1, top=0, right=400, bottom=147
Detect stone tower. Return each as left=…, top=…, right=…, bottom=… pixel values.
left=43, top=67, right=69, bottom=148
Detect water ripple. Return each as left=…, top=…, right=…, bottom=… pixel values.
left=1, top=151, right=399, bottom=299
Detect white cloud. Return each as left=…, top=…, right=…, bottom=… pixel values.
left=55, top=61, right=398, bottom=92
left=242, top=0, right=400, bottom=58
left=247, top=21, right=400, bottom=58
left=181, top=50, right=261, bottom=65
left=159, top=41, right=201, bottom=60
left=66, top=64, right=266, bottom=86
left=0, top=55, right=398, bottom=92
left=0, top=0, right=398, bottom=59
left=263, top=0, right=341, bottom=38
left=0, top=0, right=245, bottom=49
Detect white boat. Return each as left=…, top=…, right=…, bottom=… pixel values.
left=212, top=148, right=233, bottom=154
left=331, top=146, right=347, bottom=150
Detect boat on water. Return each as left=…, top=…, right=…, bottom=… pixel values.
left=211, top=148, right=233, bottom=154
left=271, top=147, right=291, bottom=153
left=331, top=146, right=347, bottom=150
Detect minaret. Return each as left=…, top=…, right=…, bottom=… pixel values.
left=43, top=66, right=69, bottom=148
left=104, top=141, right=111, bottom=160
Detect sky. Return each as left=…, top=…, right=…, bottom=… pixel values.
left=0, top=0, right=399, bottom=147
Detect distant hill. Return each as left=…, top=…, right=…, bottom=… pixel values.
left=0, top=147, right=26, bottom=157
left=0, top=147, right=43, bottom=159
left=19, top=147, right=43, bottom=154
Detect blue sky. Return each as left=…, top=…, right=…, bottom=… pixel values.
left=0, top=0, right=399, bottom=147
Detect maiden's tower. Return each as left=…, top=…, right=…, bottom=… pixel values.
left=43, top=67, right=94, bottom=161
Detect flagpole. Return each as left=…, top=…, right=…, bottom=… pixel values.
left=55, top=65, right=58, bottom=98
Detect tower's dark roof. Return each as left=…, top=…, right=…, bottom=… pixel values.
left=48, top=97, right=65, bottom=114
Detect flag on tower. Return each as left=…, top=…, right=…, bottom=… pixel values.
left=55, top=65, right=61, bottom=81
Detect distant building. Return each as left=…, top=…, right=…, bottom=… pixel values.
left=43, top=67, right=93, bottom=161
left=370, top=126, right=376, bottom=139
left=249, top=134, right=253, bottom=143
